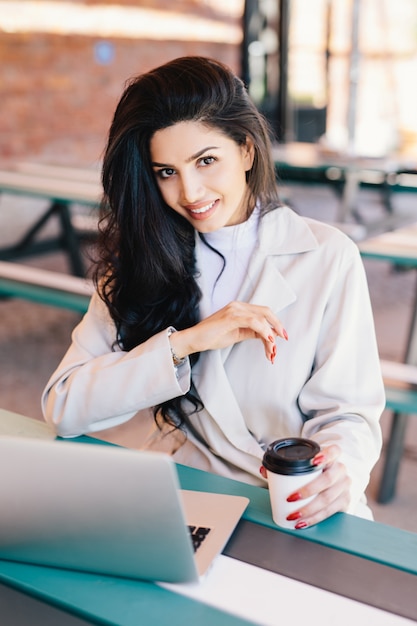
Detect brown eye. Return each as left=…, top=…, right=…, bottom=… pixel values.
left=199, top=156, right=215, bottom=167
left=158, top=168, right=175, bottom=179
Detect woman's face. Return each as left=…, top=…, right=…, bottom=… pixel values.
left=150, top=121, right=254, bottom=232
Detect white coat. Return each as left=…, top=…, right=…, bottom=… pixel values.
left=42, top=206, right=385, bottom=516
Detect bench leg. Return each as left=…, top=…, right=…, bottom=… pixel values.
left=55, top=201, right=85, bottom=277
left=0, top=199, right=86, bottom=277
left=380, top=175, right=394, bottom=214
left=0, top=203, right=58, bottom=253
left=377, top=412, right=409, bottom=503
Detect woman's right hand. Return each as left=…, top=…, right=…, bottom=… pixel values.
left=169, top=301, right=288, bottom=364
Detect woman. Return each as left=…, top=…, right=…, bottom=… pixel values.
left=42, top=56, right=385, bottom=528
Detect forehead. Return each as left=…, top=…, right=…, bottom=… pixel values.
left=150, top=121, right=233, bottom=161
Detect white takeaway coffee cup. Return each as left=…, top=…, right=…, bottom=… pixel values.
left=262, top=438, right=323, bottom=529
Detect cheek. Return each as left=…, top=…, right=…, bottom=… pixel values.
left=157, top=182, right=176, bottom=206
left=213, top=163, right=247, bottom=190
left=158, top=185, right=186, bottom=217
left=225, top=165, right=250, bottom=196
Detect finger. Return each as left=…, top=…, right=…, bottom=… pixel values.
left=261, top=317, right=288, bottom=363
left=199, top=302, right=287, bottom=357
left=287, top=467, right=351, bottom=529
left=269, top=323, right=288, bottom=342
left=311, top=444, right=341, bottom=469
left=255, top=316, right=287, bottom=363
left=234, top=327, right=275, bottom=365
left=263, top=310, right=288, bottom=342
left=287, top=456, right=344, bottom=503
left=291, top=483, right=351, bottom=529
left=263, top=340, right=277, bottom=364
left=231, top=315, right=279, bottom=363
left=231, top=302, right=287, bottom=345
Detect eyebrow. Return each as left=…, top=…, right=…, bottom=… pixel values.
left=151, top=146, right=219, bottom=168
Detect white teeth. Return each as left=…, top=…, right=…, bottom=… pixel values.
left=190, top=200, right=216, bottom=214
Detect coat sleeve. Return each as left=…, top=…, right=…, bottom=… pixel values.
left=298, top=239, right=385, bottom=515
left=41, top=292, right=191, bottom=437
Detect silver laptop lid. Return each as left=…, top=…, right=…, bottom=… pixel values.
left=0, top=437, right=199, bottom=582
left=0, top=436, right=249, bottom=583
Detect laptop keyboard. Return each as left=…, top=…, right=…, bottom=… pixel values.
left=188, top=525, right=211, bottom=552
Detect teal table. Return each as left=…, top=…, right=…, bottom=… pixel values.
left=0, top=437, right=417, bottom=626
left=0, top=427, right=416, bottom=625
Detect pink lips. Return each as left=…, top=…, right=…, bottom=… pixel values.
left=185, top=199, right=218, bottom=220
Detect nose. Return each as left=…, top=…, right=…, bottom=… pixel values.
left=179, top=172, right=204, bottom=204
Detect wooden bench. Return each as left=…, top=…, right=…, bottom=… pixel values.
left=379, top=359, right=417, bottom=503
left=0, top=261, right=94, bottom=313
left=15, top=161, right=100, bottom=184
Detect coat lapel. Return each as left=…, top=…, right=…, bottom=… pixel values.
left=191, top=207, right=319, bottom=458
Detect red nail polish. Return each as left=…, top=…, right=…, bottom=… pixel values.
left=268, top=335, right=275, bottom=343
left=286, top=511, right=302, bottom=521
left=313, top=454, right=325, bottom=466
left=287, top=492, right=301, bottom=503
left=295, top=521, right=308, bottom=530
left=283, top=328, right=288, bottom=341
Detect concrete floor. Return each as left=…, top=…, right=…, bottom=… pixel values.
left=1, top=183, right=417, bottom=533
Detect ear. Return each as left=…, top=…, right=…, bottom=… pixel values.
left=242, top=137, right=255, bottom=171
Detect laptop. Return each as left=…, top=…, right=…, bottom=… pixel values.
left=0, top=436, right=248, bottom=583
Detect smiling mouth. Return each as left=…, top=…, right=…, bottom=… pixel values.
left=188, top=200, right=217, bottom=215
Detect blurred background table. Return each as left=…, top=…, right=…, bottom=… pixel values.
left=0, top=165, right=101, bottom=276
left=273, top=142, right=417, bottom=228
left=359, top=223, right=417, bottom=503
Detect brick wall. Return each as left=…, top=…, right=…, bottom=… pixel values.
left=0, top=1, right=242, bottom=166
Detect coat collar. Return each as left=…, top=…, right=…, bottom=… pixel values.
left=241, top=206, right=319, bottom=313
left=257, top=205, right=319, bottom=256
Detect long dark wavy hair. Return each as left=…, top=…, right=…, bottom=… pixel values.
left=95, top=56, right=280, bottom=430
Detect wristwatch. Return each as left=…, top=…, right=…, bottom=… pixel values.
left=167, top=327, right=187, bottom=367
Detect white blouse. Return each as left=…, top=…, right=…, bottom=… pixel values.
left=199, top=206, right=260, bottom=314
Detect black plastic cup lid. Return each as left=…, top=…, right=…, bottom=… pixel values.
left=262, top=438, right=320, bottom=475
